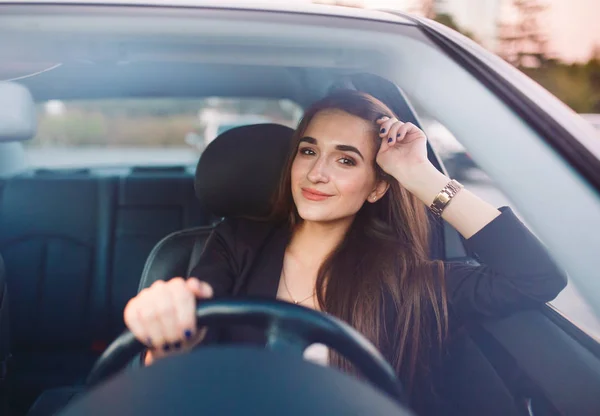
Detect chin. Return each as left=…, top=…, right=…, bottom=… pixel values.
left=295, top=203, right=358, bottom=225
left=295, top=205, right=332, bottom=223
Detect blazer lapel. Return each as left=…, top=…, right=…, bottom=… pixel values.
left=225, top=222, right=290, bottom=345
left=242, top=222, right=290, bottom=299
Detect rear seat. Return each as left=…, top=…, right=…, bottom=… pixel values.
left=107, top=169, right=209, bottom=339
left=0, top=167, right=209, bottom=411
left=0, top=173, right=112, bottom=409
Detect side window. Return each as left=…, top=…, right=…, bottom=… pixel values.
left=423, top=117, right=600, bottom=341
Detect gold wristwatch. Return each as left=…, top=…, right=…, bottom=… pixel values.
left=429, top=179, right=463, bottom=218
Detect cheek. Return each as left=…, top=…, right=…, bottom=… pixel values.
left=335, top=169, right=376, bottom=198
left=291, top=156, right=311, bottom=184
left=290, top=157, right=302, bottom=184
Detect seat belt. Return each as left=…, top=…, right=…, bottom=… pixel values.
left=186, top=233, right=211, bottom=278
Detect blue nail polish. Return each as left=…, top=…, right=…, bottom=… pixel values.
left=146, top=338, right=153, bottom=347
left=173, top=341, right=182, bottom=349
left=388, top=137, right=393, bottom=143
left=380, top=128, right=386, bottom=134
left=184, top=329, right=193, bottom=339
left=162, top=343, right=171, bottom=352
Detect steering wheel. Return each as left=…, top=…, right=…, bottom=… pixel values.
left=86, top=299, right=405, bottom=403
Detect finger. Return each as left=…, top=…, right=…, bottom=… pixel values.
left=187, top=278, right=214, bottom=300
left=375, top=116, right=390, bottom=125
left=167, top=277, right=197, bottom=347
left=184, top=278, right=213, bottom=347
left=402, top=122, right=422, bottom=142
left=378, top=117, right=398, bottom=137
left=386, top=121, right=404, bottom=146
left=124, top=297, right=153, bottom=348
left=395, top=123, right=411, bottom=144
left=151, top=281, right=184, bottom=350
left=136, top=285, right=167, bottom=351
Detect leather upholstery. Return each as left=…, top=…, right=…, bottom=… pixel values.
left=27, top=387, right=81, bottom=416
left=0, top=253, right=10, bottom=414
left=0, top=170, right=209, bottom=412
left=138, top=123, right=296, bottom=291
left=195, top=123, right=294, bottom=218
left=136, top=226, right=214, bottom=292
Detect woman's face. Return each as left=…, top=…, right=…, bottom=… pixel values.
left=291, top=110, right=388, bottom=225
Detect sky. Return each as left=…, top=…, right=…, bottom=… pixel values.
left=447, top=0, right=600, bottom=62
left=542, top=0, right=600, bottom=62
left=272, top=0, right=600, bottom=63
left=362, top=0, right=600, bottom=62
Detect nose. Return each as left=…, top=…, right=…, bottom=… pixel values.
left=306, top=156, right=329, bottom=184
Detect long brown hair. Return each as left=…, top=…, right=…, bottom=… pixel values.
left=270, top=90, right=448, bottom=396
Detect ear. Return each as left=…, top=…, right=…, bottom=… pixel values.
left=367, top=180, right=390, bottom=203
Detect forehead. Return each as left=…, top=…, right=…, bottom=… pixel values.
left=304, top=110, right=377, bottom=151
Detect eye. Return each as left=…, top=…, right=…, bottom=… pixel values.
left=339, top=157, right=356, bottom=166
left=298, top=147, right=316, bottom=156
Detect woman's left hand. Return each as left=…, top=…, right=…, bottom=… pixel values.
left=375, top=116, right=430, bottom=184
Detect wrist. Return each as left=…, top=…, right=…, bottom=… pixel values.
left=392, top=163, right=450, bottom=206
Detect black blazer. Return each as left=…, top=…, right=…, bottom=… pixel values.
left=188, top=207, right=566, bottom=414
left=192, top=206, right=565, bottom=319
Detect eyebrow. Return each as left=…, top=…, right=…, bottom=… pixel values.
left=299, top=136, right=364, bottom=161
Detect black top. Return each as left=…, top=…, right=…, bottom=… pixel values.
left=189, top=207, right=566, bottom=414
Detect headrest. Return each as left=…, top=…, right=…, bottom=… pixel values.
left=329, top=73, right=422, bottom=128
left=195, top=123, right=295, bottom=218
left=0, top=82, right=37, bottom=142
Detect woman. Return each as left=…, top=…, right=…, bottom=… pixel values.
left=124, top=90, right=566, bottom=414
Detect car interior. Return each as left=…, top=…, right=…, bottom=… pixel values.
left=0, top=71, right=588, bottom=416
left=0, top=3, right=600, bottom=416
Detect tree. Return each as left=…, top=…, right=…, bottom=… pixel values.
left=434, top=13, right=477, bottom=40
left=410, top=1, right=477, bottom=41
left=584, top=45, right=600, bottom=112
left=590, top=44, right=600, bottom=63
left=419, top=0, right=437, bottom=19
left=497, top=0, right=550, bottom=68
left=409, top=0, right=443, bottom=19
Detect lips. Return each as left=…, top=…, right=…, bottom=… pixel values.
left=301, top=187, right=333, bottom=201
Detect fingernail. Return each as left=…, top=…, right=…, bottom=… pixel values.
left=380, top=128, right=386, bottom=133
left=388, top=137, right=393, bottom=143
left=173, top=341, right=182, bottom=349
left=162, top=343, right=171, bottom=352
left=146, top=338, right=153, bottom=347
left=184, top=329, right=193, bottom=339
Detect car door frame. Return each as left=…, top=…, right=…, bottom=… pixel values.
left=393, top=13, right=600, bottom=415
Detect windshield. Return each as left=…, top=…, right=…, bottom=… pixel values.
left=25, top=98, right=302, bottom=169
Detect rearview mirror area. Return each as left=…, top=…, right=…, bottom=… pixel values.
left=0, top=82, right=36, bottom=142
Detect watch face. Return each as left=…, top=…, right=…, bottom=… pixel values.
left=438, top=192, right=452, bottom=205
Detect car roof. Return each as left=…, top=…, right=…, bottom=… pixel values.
left=0, top=2, right=423, bottom=104
left=0, top=0, right=415, bottom=24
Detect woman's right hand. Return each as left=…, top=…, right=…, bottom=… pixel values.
left=123, top=277, right=213, bottom=365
